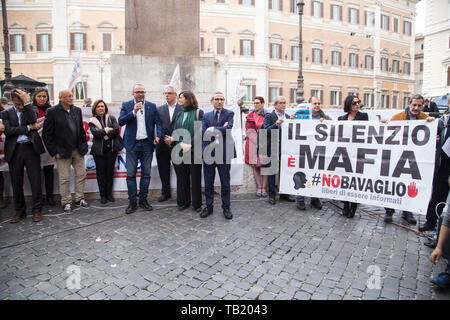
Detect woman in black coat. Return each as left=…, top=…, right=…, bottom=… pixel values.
left=88, top=100, right=122, bottom=204
left=337, top=95, right=368, bottom=218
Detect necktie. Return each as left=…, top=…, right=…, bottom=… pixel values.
left=213, top=111, right=219, bottom=126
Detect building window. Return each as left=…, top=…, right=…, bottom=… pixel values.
left=365, top=11, right=375, bottom=26
left=73, top=82, right=86, bottom=100
left=71, top=33, right=86, bottom=51
left=331, top=51, right=341, bottom=66
left=365, top=55, right=374, bottom=70
left=364, top=93, right=373, bottom=108
left=291, top=46, right=299, bottom=61
left=270, top=43, right=282, bottom=59
left=291, top=0, right=299, bottom=14
left=244, top=85, right=256, bottom=101
left=393, top=17, right=399, bottom=33
left=311, top=1, right=323, bottom=18
left=331, top=5, right=342, bottom=21
left=37, top=34, right=51, bottom=52
left=403, top=21, right=412, bottom=36
left=393, top=94, right=398, bottom=109
left=240, top=0, right=254, bottom=5
left=381, top=14, right=390, bottom=31
left=310, top=89, right=323, bottom=102
left=102, top=33, right=112, bottom=52
left=269, top=0, right=281, bottom=11
left=312, top=48, right=322, bottom=64
left=381, top=93, right=390, bottom=108
left=420, top=62, right=423, bottom=72
left=403, top=94, right=410, bottom=108
left=447, top=67, right=450, bottom=86
left=349, top=8, right=359, bottom=25
left=216, top=37, right=225, bottom=55
left=216, top=0, right=225, bottom=3
left=392, top=60, right=400, bottom=73
left=403, top=62, right=411, bottom=75
left=330, top=90, right=341, bottom=106
left=240, top=39, right=253, bottom=56
left=290, top=88, right=298, bottom=104
left=10, top=34, right=25, bottom=52
left=349, top=53, right=359, bottom=68
left=200, top=37, right=205, bottom=52
left=269, top=87, right=282, bottom=103
left=381, top=58, right=389, bottom=72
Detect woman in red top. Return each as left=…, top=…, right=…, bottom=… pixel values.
left=32, top=87, right=55, bottom=206
left=245, top=96, right=268, bottom=197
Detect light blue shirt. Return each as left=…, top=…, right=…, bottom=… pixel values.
left=14, top=106, right=30, bottom=143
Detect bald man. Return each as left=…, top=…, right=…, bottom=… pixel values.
left=42, top=90, right=89, bottom=214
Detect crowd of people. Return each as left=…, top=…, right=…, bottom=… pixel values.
left=0, top=86, right=449, bottom=289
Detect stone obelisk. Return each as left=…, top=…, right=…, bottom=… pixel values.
left=111, top=0, right=214, bottom=106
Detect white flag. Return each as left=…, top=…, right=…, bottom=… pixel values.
left=169, top=64, right=181, bottom=93
left=233, top=75, right=247, bottom=105
left=67, top=54, right=83, bottom=90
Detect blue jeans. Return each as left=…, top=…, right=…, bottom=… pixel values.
left=126, top=141, right=153, bottom=201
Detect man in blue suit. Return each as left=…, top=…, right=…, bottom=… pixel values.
left=263, top=96, right=295, bottom=205
left=119, top=84, right=161, bottom=214
left=201, top=92, right=236, bottom=220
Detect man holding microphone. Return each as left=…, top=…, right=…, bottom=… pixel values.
left=119, top=84, right=161, bottom=214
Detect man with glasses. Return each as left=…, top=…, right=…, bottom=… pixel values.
left=2, top=89, right=45, bottom=223
left=119, top=84, right=161, bottom=214
left=43, top=90, right=89, bottom=214
left=263, top=96, right=295, bottom=205
left=155, top=85, right=182, bottom=202
left=292, top=96, right=331, bottom=210
left=383, top=94, right=435, bottom=225
left=201, top=92, right=236, bottom=219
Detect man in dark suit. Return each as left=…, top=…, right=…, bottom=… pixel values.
left=42, top=90, right=89, bottom=214
left=155, top=85, right=182, bottom=202
left=2, top=89, right=45, bottom=223
left=263, top=96, right=295, bottom=205
left=201, top=92, right=236, bottom=219
left=118, top=84, right=161, bottom=214
left=423, top=99, right=439, bottom=113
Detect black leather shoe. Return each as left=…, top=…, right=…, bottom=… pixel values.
left=310, top=198, right=322, bottom=210
left=223, top=207, right=233, bottom=220
left=402, top=211, right=416, bottom=225
left=296, top=200, right=306, bottom=210
left=46, top=196, right=55, bottom=206
left=139, top=199, right=153, bottom=211
left=125, top=201, right=137, bottom=214
left=419, top=221, right=436, bottom=232
left=158, top=194, right=170, bottom=202
left=100, top=197, right=107, bottom=204
left=200, top=206, right=213, bottom=218
left=347, top=203, right=357, bottom=218
left=106, top=195, right=115, bottom=202
left=342, top=202, right=350, bottom=217
left=280, top=194, right=295, bottom=202
left=269, top=196, right=276, bottom=205
left=384, top=211, right=393, bottom=223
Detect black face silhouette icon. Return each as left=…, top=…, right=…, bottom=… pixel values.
left=293, top=171, right=307, bottom=190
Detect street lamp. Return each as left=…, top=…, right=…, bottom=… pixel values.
left=296, top=0, right=305, bottom=104
left=98, top=54, right=109, bottom=100
left=1, top=0, right=13, bottom=100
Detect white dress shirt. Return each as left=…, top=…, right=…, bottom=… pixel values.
left=134, top=99, right=148, bottom=140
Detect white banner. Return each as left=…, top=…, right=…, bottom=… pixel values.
left=0, top=105, right=244, bottom=196
left=279, top=119, right=438, bottom=214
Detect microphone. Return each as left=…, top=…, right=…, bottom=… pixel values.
left=138, top=99, right=143, bottom=114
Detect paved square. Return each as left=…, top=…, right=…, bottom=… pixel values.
left=0, top=194, right=449, bottom=300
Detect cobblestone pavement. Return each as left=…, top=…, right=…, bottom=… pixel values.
left=0, top=194, right=449, bottom=300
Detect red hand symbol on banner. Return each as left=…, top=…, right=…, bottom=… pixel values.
left=407, top=182, right=418, bottom=198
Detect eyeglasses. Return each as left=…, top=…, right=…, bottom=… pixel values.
left=214, top=98, right=224, bottom=101
left=134, top=91, right=146, bottom=94
left=254, top=102, right=261, bottom=105
left=352, top=101, right=361, bottom=106
left=164, top=92, right=176, bottom=95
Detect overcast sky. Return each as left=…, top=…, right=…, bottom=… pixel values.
left=415, top=0, right=425, bottom=34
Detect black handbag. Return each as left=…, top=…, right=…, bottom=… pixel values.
left=113, top=134, right=123, bottom=152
